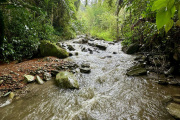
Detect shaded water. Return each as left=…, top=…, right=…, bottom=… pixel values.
left=0, top=38, right=180, bottom=120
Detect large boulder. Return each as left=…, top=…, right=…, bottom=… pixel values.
left=166, top=103, right=180, bottom=119
left=126, top=43, right=140, bottom=54
left=55, top=71, right=79, bottom=89
left=126, top=64, right=147, bottom=76
left=39, top=40, right=69, bottom=58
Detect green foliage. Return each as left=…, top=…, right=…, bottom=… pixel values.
left=0, top=0, right=80, bottom=62
left=152, top=0, right=180, bottom=32
left=78, top=1, right=117, bottom=41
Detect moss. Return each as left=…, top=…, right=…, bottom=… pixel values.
left=55, top=71, right=79, bottom=89
left=39, top=40, right=69, bottom=58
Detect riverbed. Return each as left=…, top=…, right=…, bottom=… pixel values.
left=0, top=38, right=179, bottom=120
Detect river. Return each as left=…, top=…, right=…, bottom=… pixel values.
left=0, top=38, right=179, bottom=120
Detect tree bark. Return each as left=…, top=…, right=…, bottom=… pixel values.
left=0, top=10, right=4, bottom=46
left=116, top=0, right=123, bottom=41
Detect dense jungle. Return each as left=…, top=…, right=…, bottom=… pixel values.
left=0, top=0, right=180, bottom=119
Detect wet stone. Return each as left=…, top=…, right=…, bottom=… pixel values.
left=158, top=79, right=168, bottom=85
left=36, top=76, right=44, bottom=84
left=81, top=62, right=90, bottom=68
left=80, top=67, right=91, bottom=74
left=24, top=75, right=35, bottom=82
left=51, top=70, right=59, bottom=76
left=172, top=94, right=180, bottom=104
left=0, top=80, right=4, bottom=85
left=67, top=45, right=75, bottom=51
left=43, top=72, right=52, bottom=81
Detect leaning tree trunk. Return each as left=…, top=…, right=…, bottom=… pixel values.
left=116, top=0, right=123, bottom=41
left=0, top=10, right=4, bottom=46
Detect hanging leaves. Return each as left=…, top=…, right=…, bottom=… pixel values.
left=152, top=0, right=177, bottom=33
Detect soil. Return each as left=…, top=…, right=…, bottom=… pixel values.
left=0, top=56, right=68, bottom=96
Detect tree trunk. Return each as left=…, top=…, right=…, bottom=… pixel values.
left=116, top=15, right=119, bottom=41
left=85, top=0, right=88, bottom=7
left=0, top=10, right=4, bottom=46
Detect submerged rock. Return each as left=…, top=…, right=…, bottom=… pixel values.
left=67, top=44, right=75, bottom=51
left=39, top=40, right=69, bottom=58
left=80, top=67, right=91, bottom=73
left=126, top=64, right=147, bottom=76
left=81, top=62, right=90, bottom=68
left=24, top=75, right=35, bottom=82
left=166, top=102, right=180, bottom=119
left=55, top=71, right=79, bottom=89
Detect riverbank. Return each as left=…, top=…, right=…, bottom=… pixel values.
left=0, top=56, right=78, bottom=98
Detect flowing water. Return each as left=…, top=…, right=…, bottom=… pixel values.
left=0, top=38, right=180, bottom=120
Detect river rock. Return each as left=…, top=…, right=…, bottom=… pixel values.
left=24, top=75, right=35, bottom=82
left=125, top=43, right=140, bottom=54
left=164, top=67, right=174, bottom=76
left=39, top=40, right=69, bottom=58
left=43, top=72, right=51, bottom=81
left=82, top=38, right=88, bottom=44
left=81, top=62, right=90, bottom=68
left=67, top=45, right=75, bottom=51
left=126, top=64, right=147, bottom=76
left=172, top=94, right=180, bottom=104
left=9, top=92, right=15, bottom=100
left=96, top=43, right=107, bottom=50
left=0, top=80, right=3, bottom=85
left=80, top=67, right=91, bottom=73
left=55, top=71, right=79, bottom=89
left=36, top=76, right=44, bottom=84
left=166, top=102, right=180, bottom=119
left=158, top=79, right=168, bottom=85
left=51, top=70, right=59, bottom=76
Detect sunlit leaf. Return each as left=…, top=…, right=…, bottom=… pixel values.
left=152, top=0, right=167, bottom=11
left=167, top=0, right=174, bottom=10
left=165, top=19, right=173, bottom=33
left=171, top=5, right=176, bottom=17
left=156, top=8, right=171, bottom=29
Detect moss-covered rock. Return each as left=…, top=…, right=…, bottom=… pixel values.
left=126, top=64, right=147, bottom=76
left=39, top=40, right=69, bottom=58
left=55, top=71, right=79, bottom=89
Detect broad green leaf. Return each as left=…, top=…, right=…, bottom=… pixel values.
left=152, top=0, right=168, bottom=11
left=156, top=8, right=171, bottom=29
left=167, top=0, right=175, bottom=10
left=176, top=20, right=180, bottom=26
left=171, top=5, right=176, bottom=17
left=165, top=19, right=173, bottom=33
